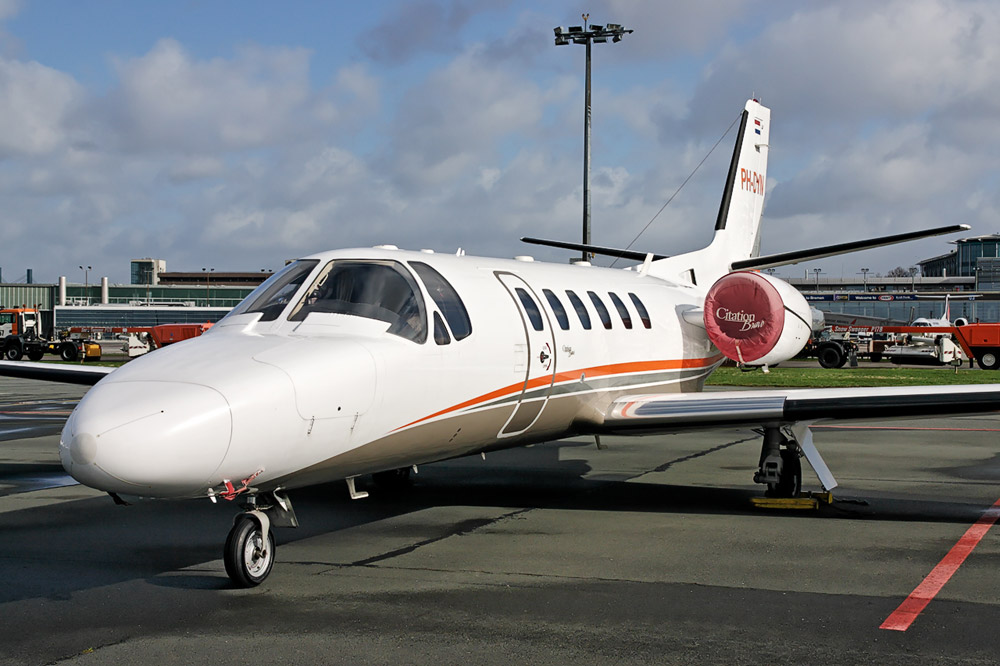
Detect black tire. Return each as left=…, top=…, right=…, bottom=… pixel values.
left=767, top=449, right=802, bottom=498
left=817, top=344, right=843, bottom=369
left=60, top=342, right=78, bottom=362
left=869, top=353, right=882, bottom=363
left=224, top=515, right=275, bottom=587
left=26, top=347, right=44, bottom=361
left=372, top=467, right=412, bottom=491
left=977, top=349, right=1000, bottom=370
left=4, top=342, right=23, bottom=361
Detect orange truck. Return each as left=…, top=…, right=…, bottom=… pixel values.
left=123, top=322, right=214, bottom=357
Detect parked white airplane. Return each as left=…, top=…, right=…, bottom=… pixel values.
left=0, top=100, right=989, bottom=587
left=912, top=295, right=969, bottom=328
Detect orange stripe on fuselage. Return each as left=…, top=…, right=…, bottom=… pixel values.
left=393, top=354, right=724, bottom=432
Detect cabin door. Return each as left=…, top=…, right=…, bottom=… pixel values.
left=494, top=272, right=557, bottom=438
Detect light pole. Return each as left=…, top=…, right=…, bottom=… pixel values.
left=554, top=15, right=632, bottom=262
left=813, top=268, right=823, bottom=288
left=202, top=267, right=215, bottom=306
left=78, top=265, right=91, bottom=305
left=860, top=267, right=869, bottom=292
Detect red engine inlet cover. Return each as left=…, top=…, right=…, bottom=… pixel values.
left=703, top=271, right=785, bottom=363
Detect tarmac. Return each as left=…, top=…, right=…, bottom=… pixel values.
left=2, top=375, right=1000, bottom=664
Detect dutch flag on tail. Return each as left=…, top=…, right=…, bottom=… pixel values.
left=754, top=118, right=762, bottom=135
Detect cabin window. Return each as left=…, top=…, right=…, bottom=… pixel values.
left=629, top=292, right=651, bottom=329
left=543, top=289, right=570, bottom=330
left=433, top=312, right=451, bottom=345
left=410, top=261, right=473, bottom=341
left=236, top=259, right=319, bottom=322
left=609, top=292, right=633, bottom=329
left=515, top=287, right=545, bottom=331
left=288, top=259, right=427, bottom=343
left=588, top=291, right=613, bottom=329
left=566, top=290, right=591, bottom=330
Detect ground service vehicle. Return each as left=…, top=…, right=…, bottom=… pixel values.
left=0, top=308, right=100, bottom=361
left=810, top=327, right=891, bottom=368
left=822, top=322, right=1000, bottom=369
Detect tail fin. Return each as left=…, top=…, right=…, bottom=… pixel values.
left=648, top=99, right=770, bottom=286
left=711, top=99, right=770, bottom=262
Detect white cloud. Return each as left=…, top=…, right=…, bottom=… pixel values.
left=688, top=0, right=1000, bottom=133
left=595, top=0, right=750, bottom=57
left=107, top=39, right=328, bottom=153
left=0, top=58, right=83, bottom=157
left=383, top=49, right=548, bottom=192
left=0, top=0, right=19, bottom=21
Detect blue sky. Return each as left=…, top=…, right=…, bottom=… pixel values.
left=1, top=0, right=998, bottom=283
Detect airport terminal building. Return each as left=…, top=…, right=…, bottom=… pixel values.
left=0, top=259, right=269, bottom=337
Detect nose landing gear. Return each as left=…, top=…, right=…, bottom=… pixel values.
left=223, top=490, right=298, bottom=587
left=225, top=513, right=274, bottom=587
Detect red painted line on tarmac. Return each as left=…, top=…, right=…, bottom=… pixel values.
left=880, top=497, right=1000, bottom=632
left=814, top=425, right=1000, bottom=432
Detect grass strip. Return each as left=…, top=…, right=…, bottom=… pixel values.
left=707, top=366, right=1000, bottom=388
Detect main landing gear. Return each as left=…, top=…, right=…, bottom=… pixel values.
left=224, top=490, right=298, bottom=587
left=752, top=424, right=839, bottom=500
left=754, top=426, right=803, bottom=498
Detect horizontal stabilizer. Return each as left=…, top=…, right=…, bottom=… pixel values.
left=520, top=237, right=667, bottom=262
left=731, top=224, right=970, bottom=271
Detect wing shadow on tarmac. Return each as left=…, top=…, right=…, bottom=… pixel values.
left=0, top=439, right=994, bottom=603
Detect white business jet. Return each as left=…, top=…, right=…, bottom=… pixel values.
left=0, top=100, right=989, bottom=587
left=912, top=295, right=969, bottom=328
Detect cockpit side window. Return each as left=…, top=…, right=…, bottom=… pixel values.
left=233, top=259, right=319, bottom=322
left=433, top=312, right=451, bottom=345
left=409, top=261, right=473, bottom=341
left=288, top=260, right=427, bottom=343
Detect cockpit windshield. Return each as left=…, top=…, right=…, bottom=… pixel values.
left=227, top=259, right=319, bottom=322
left=288, top=260, right=427, bottom=343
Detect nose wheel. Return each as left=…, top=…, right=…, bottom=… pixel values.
left=224, top=514, right=275, bottom=587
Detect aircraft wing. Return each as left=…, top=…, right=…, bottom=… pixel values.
left=595, top=385, right=1000, bottom=434
left=0, top=361, right=114, bottom=386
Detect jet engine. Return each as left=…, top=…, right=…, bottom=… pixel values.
left=703, top=271, right=813, bottom=367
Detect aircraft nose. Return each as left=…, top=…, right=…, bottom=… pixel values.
left=60, top=381, right=232, bottom=497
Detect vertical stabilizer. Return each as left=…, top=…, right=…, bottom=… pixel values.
left=649, top=99, right=770, bottom=287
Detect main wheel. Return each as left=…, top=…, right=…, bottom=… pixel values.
left=60, top=342, right=78, bottom=362
left=767, top=449, right=802, bottom=498
left=977, top=349, right=1000, bottom=370
left=224, top=515, right=275, bottom=587
left=27, top=347, right=44, bottom=361
left=817, top=344, right=843, bottom=369
left=4, top=343, right=22, bottom=361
